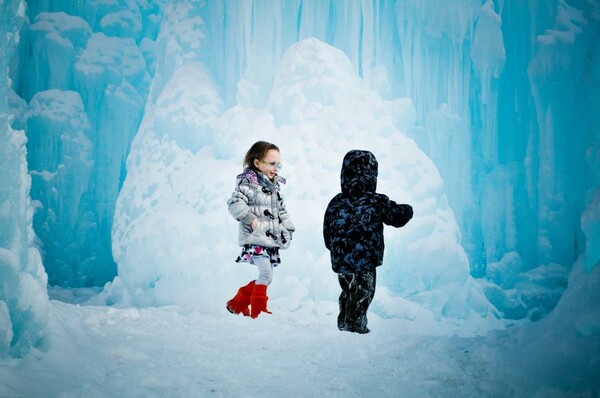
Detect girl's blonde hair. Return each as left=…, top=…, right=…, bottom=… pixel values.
left=243, top=141, right=279, bottom=171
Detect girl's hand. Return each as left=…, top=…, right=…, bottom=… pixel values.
left=251, top=219, right=258, bottom=231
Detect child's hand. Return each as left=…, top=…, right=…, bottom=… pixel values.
left=251, top=219, right=259, bottom=231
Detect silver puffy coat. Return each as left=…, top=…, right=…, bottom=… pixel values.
left=227, top=168, right=295, bottom=249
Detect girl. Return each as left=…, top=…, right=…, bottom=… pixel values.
left=226, top=141, right=295, bottom=318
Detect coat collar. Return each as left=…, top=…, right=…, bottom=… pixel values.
left=237, top=167, right=286, bottom=187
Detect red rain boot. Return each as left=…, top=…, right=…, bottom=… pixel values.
left=250, top=284, right=272, bottom=319
left=226, top=280, right=255, bottom=316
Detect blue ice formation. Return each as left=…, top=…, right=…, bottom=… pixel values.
left=1, top=0, right=49, bottom=357
left=1, top=0, right=599, bottom=355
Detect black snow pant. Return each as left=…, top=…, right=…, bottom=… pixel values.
left=337, top=269, right=376, bottom=334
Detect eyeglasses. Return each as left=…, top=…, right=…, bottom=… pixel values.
left=259, top=160, right=282, bottom=170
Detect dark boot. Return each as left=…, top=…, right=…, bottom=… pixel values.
left=226, top=280, right=255, bottom=316
left=250, top=284, right=272, bottom=319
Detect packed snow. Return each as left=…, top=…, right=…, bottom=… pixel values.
left=1, top=261, right=599, bottom=397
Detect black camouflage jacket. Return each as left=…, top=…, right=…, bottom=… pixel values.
left=323, top=150, right=413, bottom=274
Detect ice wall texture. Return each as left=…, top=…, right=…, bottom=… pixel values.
left=394, top=0, right=599, bottom=321
left=10, top=1, right=162, bottom=287
left=0, top=0, right=49, bottom=357
left=7, top=0, right=600, bottom=322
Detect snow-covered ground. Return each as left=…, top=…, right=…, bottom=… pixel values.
left=0, top=289, right=590, bottom=398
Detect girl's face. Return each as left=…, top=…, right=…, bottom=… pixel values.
left=254, top=149, right=281, bottom=180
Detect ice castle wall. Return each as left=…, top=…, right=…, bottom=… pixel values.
left=7, top=0, right=600, bottom=322
left=10, top=1, right=162, bottom=286
left=0, top=0, right=49, bottom=358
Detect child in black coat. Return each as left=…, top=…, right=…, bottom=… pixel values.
left=323, top=150, right=413, bottom=333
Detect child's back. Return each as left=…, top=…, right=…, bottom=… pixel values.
left=323, top=150, right=413, bottom=333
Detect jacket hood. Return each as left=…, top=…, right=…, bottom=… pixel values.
left=340, top=150, right=377, bottom=194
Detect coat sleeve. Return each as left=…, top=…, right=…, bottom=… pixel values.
left=381, top=197, right=413, bottom=228
left=277, top=191, right=295, bottom=233
left=227, top=182, right=257, bottom=224
left=322, top=198, right=336, bottom=251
